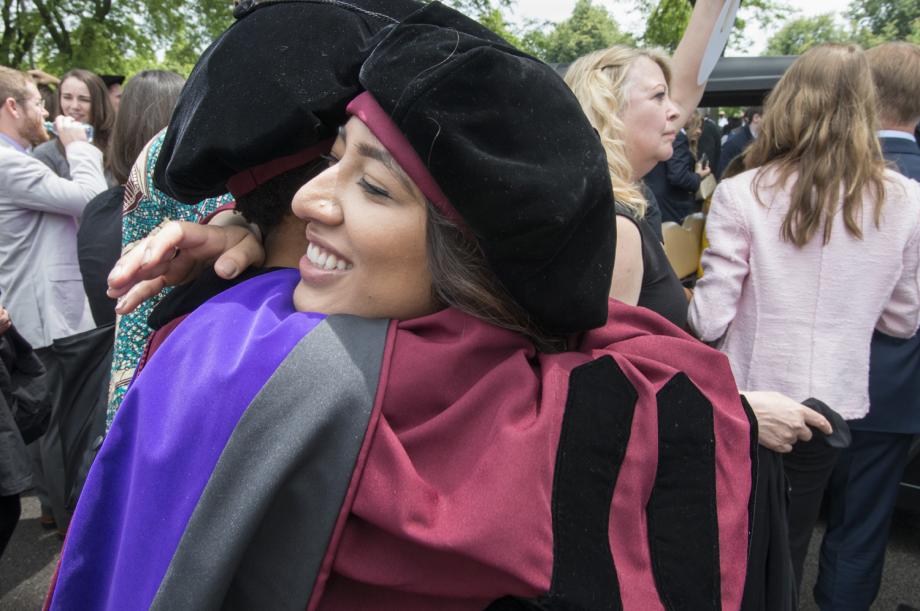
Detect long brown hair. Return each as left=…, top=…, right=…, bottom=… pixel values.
left=426, top=202, right=565, bottom=352
left=58, top=68, right=115, bottom=155
left=107, top=70, right=185, bottom=184
left=745, top=44, right=887, bottom=246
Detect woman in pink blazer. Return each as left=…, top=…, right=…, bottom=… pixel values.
left=688, top=44, right=920, bottom=596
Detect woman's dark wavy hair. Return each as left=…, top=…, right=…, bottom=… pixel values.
left=425, top=203, right=566, bottom=353
left=236, top=160, right=326, bottom=236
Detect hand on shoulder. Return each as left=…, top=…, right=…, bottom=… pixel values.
left=107, top=213, right=264, bottom=314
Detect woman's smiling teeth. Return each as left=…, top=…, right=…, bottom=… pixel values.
left=307, top=242, right=353, bottom=271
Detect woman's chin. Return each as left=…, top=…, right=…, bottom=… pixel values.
left=292, top=281, right=336, bottom=315
left=632, top=159, right=658, bottom=179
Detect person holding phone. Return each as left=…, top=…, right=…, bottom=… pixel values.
left=698, top=110, right=723, bottom=174
left=645, top=110, right=712, bottom=224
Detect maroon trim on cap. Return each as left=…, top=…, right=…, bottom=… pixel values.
left=226, top=139, right=333, bottom=198
left=346, top=92, right=467, bottom=232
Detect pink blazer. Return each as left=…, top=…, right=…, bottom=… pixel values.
left=689, top=167, right=920, bottom=419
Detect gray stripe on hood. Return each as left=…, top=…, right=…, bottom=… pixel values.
left=151, top=315, right=389, bottom=610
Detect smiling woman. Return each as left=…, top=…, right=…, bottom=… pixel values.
left=566, top=45, right=691, bottom=328
left=60, top=76, right=92, bottom=124
left=49, top=2, right=762, bottom=610
left=32, top=68, right=114, bottom=182
left=291, top=119, right=435, bottom=322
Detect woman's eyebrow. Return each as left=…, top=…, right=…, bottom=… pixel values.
left=356, top=141, right=416, bottom=195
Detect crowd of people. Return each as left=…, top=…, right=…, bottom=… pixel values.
left=0, top=0, right=918, bottom=609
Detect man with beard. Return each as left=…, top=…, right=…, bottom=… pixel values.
left=0, top=66, right=106, bottom=536
left=0, top=66, right=104, bottom=352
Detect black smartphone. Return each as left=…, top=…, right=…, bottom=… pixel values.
left=699, top=153, right=709, bottom=169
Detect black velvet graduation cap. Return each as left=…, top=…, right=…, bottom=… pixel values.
left=100, top=75, right=124, bottom=88
left=153, top=0, right=421, bottom=203
left=351, top=3, right=616, bottom=333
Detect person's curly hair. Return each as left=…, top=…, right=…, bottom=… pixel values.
left=235, top=160, right=326, bottom=236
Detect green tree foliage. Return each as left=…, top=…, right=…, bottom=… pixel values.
left=425, top=0, right=523, bottom=48
left=2, top=0, right=233, bottom=76
left=522, top=0, right=634, bottom=64
left=468, top=6, right=524, bottom=48
left=442, top=0, right=513, bottom=17
left=908, top=18, right=920, bottom=43
left=642, top=0, right=691, bottom=52
left=849, top=0, right=920, bottom=42
left=764, top=14, right=852, bottom=55
left=636, top=0, right=792, bottom=54
left=723, top=0, right=793, bottom=53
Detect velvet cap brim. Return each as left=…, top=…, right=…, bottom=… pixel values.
left=358, top=2, right=616, bottom=333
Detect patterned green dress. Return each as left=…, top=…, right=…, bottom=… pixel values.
left=107, top=131, right=232, bottom=428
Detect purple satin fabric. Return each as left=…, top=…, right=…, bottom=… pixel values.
left=51, top=269, right=324, bottom=610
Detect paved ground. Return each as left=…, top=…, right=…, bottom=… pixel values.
left=799, top=511, right=920, bottom=610
left=0, top=493, right=60, bottom=610
left=1, top=492, right=919, bottom=609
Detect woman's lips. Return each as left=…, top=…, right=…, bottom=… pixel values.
left=305, top=241, right=352, bottom=271
left=298, top=240, right=353, bottom=285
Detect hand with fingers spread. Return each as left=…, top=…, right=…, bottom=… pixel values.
left=743, top=390, right=833, bottom=453
left=107, top=213, right=265, bottom=315
left=0, top=306, right=11, bottom=336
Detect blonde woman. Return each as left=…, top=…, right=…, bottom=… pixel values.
left=565, top=9, right=835, bottom=470
left=689, top=44, right=920, bottom=593
left=565, top=0, right=720, bottom=327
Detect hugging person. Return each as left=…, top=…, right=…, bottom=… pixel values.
left=49, top=2, right=765, bottom=610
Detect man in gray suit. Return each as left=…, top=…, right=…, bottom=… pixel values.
left=0, top=65, right=106, bottom=533
left=0, top=66, right=105, bottom=350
